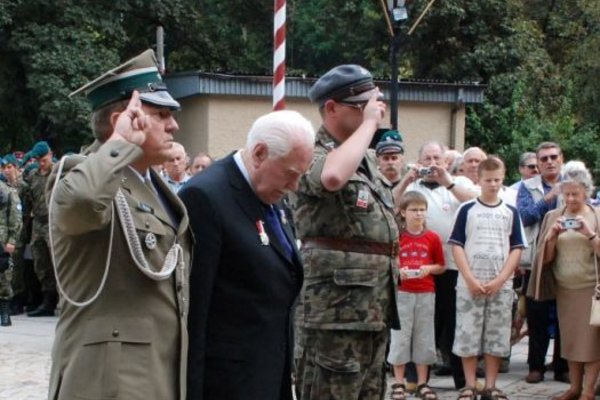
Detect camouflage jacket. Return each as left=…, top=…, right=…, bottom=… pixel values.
left=0, top=180, right=22, bottom=248
left=289, top=126, right=400, bottom=331
left=24, top=166, right=51, bottom=219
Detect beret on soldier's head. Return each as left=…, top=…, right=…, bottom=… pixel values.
left=309, top=64, right=377, bottom=105
left=376, top=130, right=404, bottom=156
left=2, top=154, right=18, bottom=166
left=31, top=141, right=51, bottom=158
left=70, top=49, right=180, bottom=111
left=20, top=151, right=32, bottom=166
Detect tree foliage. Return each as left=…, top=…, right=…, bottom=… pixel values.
left=0, top=0, right=599, bottom=184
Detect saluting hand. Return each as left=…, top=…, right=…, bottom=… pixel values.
left=362, top=89, right=386, bottom=124
left=111, top=91, right=148, bottom=146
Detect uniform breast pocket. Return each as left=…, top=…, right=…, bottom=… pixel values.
left=340, top=181, right=374, bottom=214
left=131, top=211, right=171, bottom=267
left=62, top=317, right=152, bottom=400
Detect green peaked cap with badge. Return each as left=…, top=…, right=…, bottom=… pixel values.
left=376, top=130, right=404, bottom=156
left=70, top=49, right=180, bottom=111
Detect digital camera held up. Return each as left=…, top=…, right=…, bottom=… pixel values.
left=560, top=217, right=581, bottom=230
left=417, top=167, right=433, bottom=177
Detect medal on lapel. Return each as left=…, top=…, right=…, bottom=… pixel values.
left=256, top=220, right=269, bottom=245
left=145, top=232, right=157, bottom=250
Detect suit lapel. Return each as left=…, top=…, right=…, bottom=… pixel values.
left=224, top=155, right=297, bottom=265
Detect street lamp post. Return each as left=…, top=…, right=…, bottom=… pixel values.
left=385, top=0, right=409, bottom=131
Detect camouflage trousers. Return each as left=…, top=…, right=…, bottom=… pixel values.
left=294, top=328, right=389, bottom=400
left=31, top=238, right=56, bottom=292
left=0, top=265, right=13, bottom=300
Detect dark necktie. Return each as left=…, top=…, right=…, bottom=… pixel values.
left=265, top=205, right=293, bottom=260
left=146, top=175, right=179, bottom=227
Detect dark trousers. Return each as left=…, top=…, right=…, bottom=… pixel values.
left=523, top=270, right=568, bottom=375
left=434, top=270, right=465, bottom=389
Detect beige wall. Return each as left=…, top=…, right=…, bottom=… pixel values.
left=175, top=95, right=466, bottom=163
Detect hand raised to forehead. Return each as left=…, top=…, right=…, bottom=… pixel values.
left=362, top=88, right=386, bottom=124
left=112, top=90, right=148, bottom=146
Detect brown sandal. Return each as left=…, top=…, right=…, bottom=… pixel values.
left=416, top=383, right=438, bottom=400
left=457, top=386, right=478, bottom=400
left=390, top=383, right=407, bottom=400
left=480, top=387, right=508, bottom=400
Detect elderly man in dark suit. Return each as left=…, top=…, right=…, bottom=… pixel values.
left=180, top=110, right=315, bottom=400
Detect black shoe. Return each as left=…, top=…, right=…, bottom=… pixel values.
left=0, top=299, right=12, bottom=326
left=525, top=370, right=544, bottom=383
left=27, top=306, right=54, bottom=317
left=9, top=294, right=25, bottom=315
left=554, top=372, right=570, bottom=383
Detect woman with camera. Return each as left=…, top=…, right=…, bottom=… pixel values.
left=529, top=160, right=600, bottom=400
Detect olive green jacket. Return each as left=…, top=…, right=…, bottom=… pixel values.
left=47, top=140, right=192, bottom=400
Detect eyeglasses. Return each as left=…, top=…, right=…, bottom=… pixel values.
left=539, top=154, right=560, bottom=163
left=338, top=101, right=368, bottom=111
left=524, top=164, right=538, bottom=170
left=406, top=208, right=427, bottom=213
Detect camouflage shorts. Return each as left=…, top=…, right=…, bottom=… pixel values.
left=453, top=288, right=512, bottom=357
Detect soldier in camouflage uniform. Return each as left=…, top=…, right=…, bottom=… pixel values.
left=0, top=177, right=23, bottom=326
left=290, top=65, right=400, bottom=400
left=2, top=154, right=31, bottom=315
left=23, top=141, right=58, bottom=317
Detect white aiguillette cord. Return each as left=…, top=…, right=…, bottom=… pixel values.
left=49, top=155, right=181, bottom=307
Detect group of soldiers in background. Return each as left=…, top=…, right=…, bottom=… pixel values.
left=0, top=141, right=58, bottom=326
left=0, top=139, right=213, bottom=327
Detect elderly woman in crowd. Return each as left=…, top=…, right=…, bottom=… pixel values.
left=529, top=161, right=600, bottom=400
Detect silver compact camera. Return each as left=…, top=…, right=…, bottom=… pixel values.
left=560, top=218, right=581, bottom=230
left=403, top=269, right=422, bottom=279
left=417, top=167, right=433, bottom=177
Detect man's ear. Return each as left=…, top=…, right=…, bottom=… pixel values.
left=323, top=99, right=337, bottom=115
left=251, top=143, right=269, bottom=168
left=109, top=111, right=122, bottom=130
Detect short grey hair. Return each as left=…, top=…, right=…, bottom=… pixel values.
left=246, top=110, right=315, bottom=158
left=90, top=100, right=129, bottom=142
left=418, top=141, right=445, bottom=159
left=560, top=160, right=594, bottom=197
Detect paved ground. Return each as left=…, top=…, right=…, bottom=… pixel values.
left=0, top=315, right=595, bottom=399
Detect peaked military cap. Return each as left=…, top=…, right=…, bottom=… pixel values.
left=70, top=49, right=180, bottom=111
left=375, top=130, right=404, bottom=156
left=309, top=64, right=377, bottom=105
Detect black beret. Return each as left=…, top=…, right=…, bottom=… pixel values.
left=309, top=65, right=376, bottom=105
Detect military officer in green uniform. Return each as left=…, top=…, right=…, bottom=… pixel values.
left=0, top=177, right=22, bottom=326
left=47, top=49, right=192, bottom=400
left=23, top=141, right=58, bottom=317
left=290, top=65, right=400, bottom=399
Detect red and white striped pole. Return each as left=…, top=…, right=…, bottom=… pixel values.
left=273, top=0, right=286, bottom=110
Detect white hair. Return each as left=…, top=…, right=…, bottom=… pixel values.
left=246, top=110, right=315, bottom=158
left=561, top=160, right=594, bottom=197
